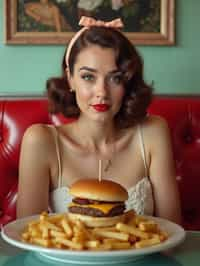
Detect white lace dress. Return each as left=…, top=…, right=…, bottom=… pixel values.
left=49, top=125, right=154, bottom=216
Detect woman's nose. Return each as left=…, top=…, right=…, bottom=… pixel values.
left=95, top=79, right=108, bottom=97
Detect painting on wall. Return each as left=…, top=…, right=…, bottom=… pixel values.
left=4, top=0, right=175, bottom=45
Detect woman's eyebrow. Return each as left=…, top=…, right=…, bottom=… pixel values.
left=109, top=70, right=123, bottom=75
left=79, top=67, right=97, bottom=72
left=79, top=67, right=121, bottom=74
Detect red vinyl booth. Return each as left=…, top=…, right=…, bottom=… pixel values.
left=0, top=96, right=200, bottom=230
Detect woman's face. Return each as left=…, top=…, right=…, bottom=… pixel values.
left=40, top=0, right=48, bottom=4
left=68, top=45, right=125, bottom=123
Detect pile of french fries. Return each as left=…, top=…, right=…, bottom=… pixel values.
left=21, top=211, right=169, bottom=251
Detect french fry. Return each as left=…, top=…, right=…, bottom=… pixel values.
left=135, top=235, right=161, bottom=249
left=72, top=229, right=88, bottom=243
left=29, top=226, right=41, bottom=238
left=92, top=226, right=116, bottom=232
left=116, top=223, right=149, bottom=239
left=48, top=214, right=65, bottom=223
left=138, top=221, right=158, bottom=232
left=103, top=238, right=118, bottom=244
left=60, top=218, right=73, bottom=237
left=39, top=223, right=49, bottom=239
left=31, top=237, right=50, bottom=247
left=39, top=212, right=48, bottom=221
left=55, top=237, right=83, bottom=250
left=93, top=229, right=129, bottom=241
left=74, top=221, right=95, bottom=241
left=21, top=232, right=30, bottom=241
left=90, top=243, right=112, bottom=251
left=130, top=216, right=147, bottom=227
left=28, top=220, right=39, bottom=227
left=111, top=242, right=131, bottom=250
left=84, top=240, right=100, bottom=249
left=43, top=221, right=62, bottom=232
left=50, top=238, right=63, bottom=249
left=50, top=230, right=66, bottom=239
left=159, top=230, right=169, bottom=241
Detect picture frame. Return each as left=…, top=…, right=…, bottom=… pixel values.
left=4, top=0, right=175, bottom=45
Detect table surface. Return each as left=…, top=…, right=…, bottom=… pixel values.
left=0, top=231, right=199, bottom=266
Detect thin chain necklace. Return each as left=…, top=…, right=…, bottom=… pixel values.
left=104, top=159, right=112, bottom=172
left=100, top=142, right=116, bottom=173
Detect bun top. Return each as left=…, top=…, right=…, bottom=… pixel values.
left=69, top=179, right=128, bottom=202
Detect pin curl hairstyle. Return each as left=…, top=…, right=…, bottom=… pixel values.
left=46, top=26, right=153, bottom=129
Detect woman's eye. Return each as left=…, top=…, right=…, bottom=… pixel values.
left=109, top=74, right=123, bottom=85
left=81, top=73, right=94, bottom=81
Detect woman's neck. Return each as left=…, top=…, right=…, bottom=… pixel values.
left=75, top=117, right=116, bottom=153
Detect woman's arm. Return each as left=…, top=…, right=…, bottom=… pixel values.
left=52, top=6, right=62, bottom=32
left=17, top=124, right=52, bottom=218
left=25, top=4, right=41, bottom=22
left=146, top=116, right=182, bottom=224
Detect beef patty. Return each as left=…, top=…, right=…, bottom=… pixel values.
left=68, top=204, right=125, bottom=217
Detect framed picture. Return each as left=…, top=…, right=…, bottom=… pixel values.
left=4, top=0, right=175, bottom=45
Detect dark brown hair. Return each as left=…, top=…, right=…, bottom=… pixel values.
left=47, top=26, right=153, bottom=128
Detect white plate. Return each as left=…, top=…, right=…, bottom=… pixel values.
left=1, top=215, right=185, bottom=265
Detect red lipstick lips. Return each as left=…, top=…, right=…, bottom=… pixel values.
left=92, top=104, right=110, bottom=112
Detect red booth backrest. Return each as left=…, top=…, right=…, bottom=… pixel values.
left=0, top=97, right=200, bottom=230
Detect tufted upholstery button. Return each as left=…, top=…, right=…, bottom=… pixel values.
left=184, top=135, right=193, bottom=144
left=176, top=176, right=182, bottom=181
left=184, top=209, right=198, bottom=223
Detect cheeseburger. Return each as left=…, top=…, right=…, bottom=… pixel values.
left=68, top=179, right=129, bottom=227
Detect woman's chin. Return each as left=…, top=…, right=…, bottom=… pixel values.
left=92, top=115, right=113, bottom=124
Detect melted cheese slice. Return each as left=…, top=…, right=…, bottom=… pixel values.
left=68, top=202, right=117, bottom=214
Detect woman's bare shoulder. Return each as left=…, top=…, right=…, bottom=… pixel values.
left=141, top=115, right=171, bottom=147
left=143, top=114, right=169, bottom=133
left=22, top=124, right=54, bottom=148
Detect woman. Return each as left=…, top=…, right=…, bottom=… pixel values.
left=25, top=0, right=72, bottom=32
left=17, top=17, right=181, bottom=224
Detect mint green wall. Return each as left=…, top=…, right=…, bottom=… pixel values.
left=0, top=1, right=200, bottom=95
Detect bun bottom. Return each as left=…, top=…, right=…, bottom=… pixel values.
left=67, top=212, right=127, bottom=228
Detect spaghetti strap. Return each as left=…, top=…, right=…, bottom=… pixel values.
left=51, top=126, right=62, bottom=188
left=138, top=125, right=148, bottom=177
